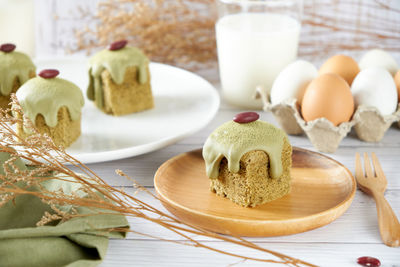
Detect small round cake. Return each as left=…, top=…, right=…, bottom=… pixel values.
left=202, top=112, right=292, bottom=207
left=15, top=69, right=84, bottom=148
left=87, top=40, right=154, bottom=116
left=0, top=43, right=36, bottom=110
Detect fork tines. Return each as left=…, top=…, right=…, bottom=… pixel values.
left=355, top=152, right=386, bottom=179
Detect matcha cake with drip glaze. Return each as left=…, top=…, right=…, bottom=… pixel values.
left=203, top=112, right=292, bottom=207
left=0, top=43, right=36, bottom=110
left=15, top=69, right=85, bottom=148
left=87, top=40, right=154, bottom=116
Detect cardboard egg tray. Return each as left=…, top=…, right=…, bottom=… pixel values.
left=256, top=88, right=400, bottom=153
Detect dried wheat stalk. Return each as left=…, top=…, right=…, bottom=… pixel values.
left=0, top=95, right=316, bottom=267
left=70, top=0, right=399, bottom=68
left=72, top=0, right=217, bottom=70
left=300, top=0, right=400, bottom=61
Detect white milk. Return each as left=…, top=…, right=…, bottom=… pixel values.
left=0, top=0, right=35, bottom=57
left=216, top=13, right=300, bottom=109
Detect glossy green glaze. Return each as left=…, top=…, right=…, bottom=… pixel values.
left=203, top=120, right=287, bottom=179
left=87, top=47, right=149, bottom=108
left=0, top=51, right=35, bottom=96
left=16, top=77, right=84, bottom=128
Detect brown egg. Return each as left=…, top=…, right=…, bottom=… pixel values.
left=395, top=70, right=400, bottom=102
left=319, top=55, right=360, bottom=85
left=301, top=73, right=354, bottom=126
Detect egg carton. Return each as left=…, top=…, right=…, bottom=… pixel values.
left=353, top=104, right=400, bottom=142
left=256, top=87, right=400, bottom=153
left=255, top=86, right=303, bottom=135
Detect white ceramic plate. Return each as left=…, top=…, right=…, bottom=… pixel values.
left=35, top=58, right=220, bottom=164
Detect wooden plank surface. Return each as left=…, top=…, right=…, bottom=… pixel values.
left=102, top=241, right=399, bottom=267
left=89, top=94, right=400, bottom=266
left=8, top=0, right=399, bottom=265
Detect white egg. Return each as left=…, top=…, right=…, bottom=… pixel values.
left=270, top=60, right=318, bottom=105
left=359, top=49, right=399, bottom=76
left=351, top=67, right=398, bottom=115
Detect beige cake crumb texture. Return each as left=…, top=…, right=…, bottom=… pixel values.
left=210, top=138, right=292, bottom=208
left=0, top=71, right=35, bottom=110
left=100, top=66, right=154, bottom=116
left=17, top=106, right=81, bottom=148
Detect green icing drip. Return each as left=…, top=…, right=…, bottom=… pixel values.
left=16, top=77, right=84, bottom=128
left=0, top=51, right=36, bottom=96
left=0, top=151, right=27, bottom=176
left=202, top=120, right=287, bottom=179
left=87, top=46, right=149, bottom=108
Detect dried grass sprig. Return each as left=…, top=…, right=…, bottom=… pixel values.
left=0, top=95, right=316, bottom=266
left=69, top=0, right=399, bottom=69
left=71, top=0, right=217, bottom=70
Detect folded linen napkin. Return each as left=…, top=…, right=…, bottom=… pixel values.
left=0, top=152, right=129, bottom=267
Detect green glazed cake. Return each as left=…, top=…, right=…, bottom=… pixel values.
left=0, top=44, right=36, bottom=110
left=202, top=112, right=292, bottom=207
left=87, top=41, right=154, bottom=116
left=15, top=70, right=85, bottom=148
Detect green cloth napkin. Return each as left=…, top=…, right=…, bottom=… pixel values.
left=0, top=152, right=129, bottom=267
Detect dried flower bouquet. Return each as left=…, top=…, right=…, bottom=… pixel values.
left=0, top=95, right=315, bottom=266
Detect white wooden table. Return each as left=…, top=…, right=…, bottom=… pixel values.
left=88, top=87, right=400, bottom=266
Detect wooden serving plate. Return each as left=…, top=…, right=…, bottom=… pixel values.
left=154, top=147, right=356, bottom=237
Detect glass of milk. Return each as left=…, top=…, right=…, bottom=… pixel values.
left=216, top=0, right=302, bottom=109
left=0, top=0, right=36, bottom=57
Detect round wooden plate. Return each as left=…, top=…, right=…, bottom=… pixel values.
left=154, top=147, right=356, bottom=237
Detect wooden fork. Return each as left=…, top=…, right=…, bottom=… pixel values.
left=355, top=152, right=400, bottom=247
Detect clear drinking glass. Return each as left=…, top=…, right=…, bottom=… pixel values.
left=0, top=0, right=35, bottom=57
left=216, top=0, right=302, bottom=109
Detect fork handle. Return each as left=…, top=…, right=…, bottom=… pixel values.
left=372, top=191, right=400, bottom=247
